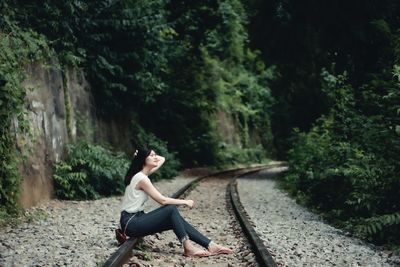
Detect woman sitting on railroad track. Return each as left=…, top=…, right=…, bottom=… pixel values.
left=117, top=146, right=233, bottom=257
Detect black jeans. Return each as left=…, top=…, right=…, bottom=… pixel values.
left=120, top=205, right=211, bottom=248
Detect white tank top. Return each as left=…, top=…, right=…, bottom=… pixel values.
left=120, top=172, right=149, bottom=213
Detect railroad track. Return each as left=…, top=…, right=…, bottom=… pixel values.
left=103, top=163, right=287, bottom=267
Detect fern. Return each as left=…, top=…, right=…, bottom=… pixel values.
left=356, top=213, right=400, bottom=238
left=53, top=142, right=129, bottom=200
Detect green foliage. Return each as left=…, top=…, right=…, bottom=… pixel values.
left=53, top=142, right=129, bottom=200
left=13, top=0, right=173, bottom=112
left=0, top=10, right=51, bottom=215
left=283, top=68, right=400, bottom=246
left=83, top=0, right=173, bottom=112
left=355, top=213, right=400, bottom=244
left=0, top=1, right=276, bottom=221
left=171, top=0, right=274, bottom=164
left=241, top=0, right=400, bottom=249
left=134, top=0, right=274, bottom=165
left=244, top=0, right=400, bottom=157
left=217, top=143, right=266, bottom=167
left=7, top=0, right=274, bottom=168
left=200, top=47, right=275, bottom=158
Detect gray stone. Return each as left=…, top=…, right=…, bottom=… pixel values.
left=0, top=174, right=199, bottom=266
left=237, top=166, right=400, bottom=267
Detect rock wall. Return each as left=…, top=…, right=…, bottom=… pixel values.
left=214, top=109, right=263, bottom=148
left=215, top=110, right=242, bottom=146
left=17, top=62, right=132, bottom=208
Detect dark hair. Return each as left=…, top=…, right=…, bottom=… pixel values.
left=124, top=146, right=152, bottom=186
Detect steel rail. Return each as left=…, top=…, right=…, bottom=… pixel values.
left=229, top=162, right=288, bottom=267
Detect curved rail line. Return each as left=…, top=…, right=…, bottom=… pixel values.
left=103, top=164, right=283, bottom=267
left=229, top=163, right=287, bottom=267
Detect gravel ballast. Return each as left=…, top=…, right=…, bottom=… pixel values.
left=123, top=174, right=258, bottom=267
left=0, top=171, right=203, bottom=267
left=237, top=167, right=400, bottom=267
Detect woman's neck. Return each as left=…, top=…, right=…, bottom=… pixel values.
left=140, top=167, right=151, bottom=176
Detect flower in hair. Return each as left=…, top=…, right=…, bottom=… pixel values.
left=133, top=149, right=138, bottom=158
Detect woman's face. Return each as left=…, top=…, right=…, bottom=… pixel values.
left=145, top=150, right=159, bottom=168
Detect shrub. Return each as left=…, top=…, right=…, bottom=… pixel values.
left=216, top=143, right=267, bottom=167
left=283, top=71, right=400, bottom=247
left=53, top=142, right=129, bottom=200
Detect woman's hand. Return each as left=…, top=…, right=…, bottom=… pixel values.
left=184, top=199, right=194, bottom=209
left=148, top=155, right=166, bottom=175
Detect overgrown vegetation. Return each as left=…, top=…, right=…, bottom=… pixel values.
left=10, top=0, right=274, bottom=165
left=1, top=0, right=272, bottom=214
left=244, top=0, right=400, bottom=157
left=283, top=69, right=400, bottom=248
left=0, top=7, right=51, bottom=217
left=155, top=0, right=275, bottom=165
left=53, top=142, right=129, bottom=200
left=242, top=0, right=400, bottom=249
left=53, top=139, right=179, bottom=200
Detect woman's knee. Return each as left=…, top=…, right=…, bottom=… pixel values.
left=164, top=204, right=179, bottom=214
left=164, top=204, right=178, bottom=210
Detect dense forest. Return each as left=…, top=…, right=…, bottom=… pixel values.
left=1, top=0, right=399, bottom=249
left=244, top=0, right=400, bottom=248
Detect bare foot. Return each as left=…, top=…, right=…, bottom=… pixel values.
left=184, top=247, right=211, bottom=257
left=183, top=241, right=211, bottom=257
left=208, top=243, right=234, bottom=255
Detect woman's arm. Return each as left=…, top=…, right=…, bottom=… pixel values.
left=149, top=155, right=165, bottom=175
left=136, top=177, right=193, bottom=208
